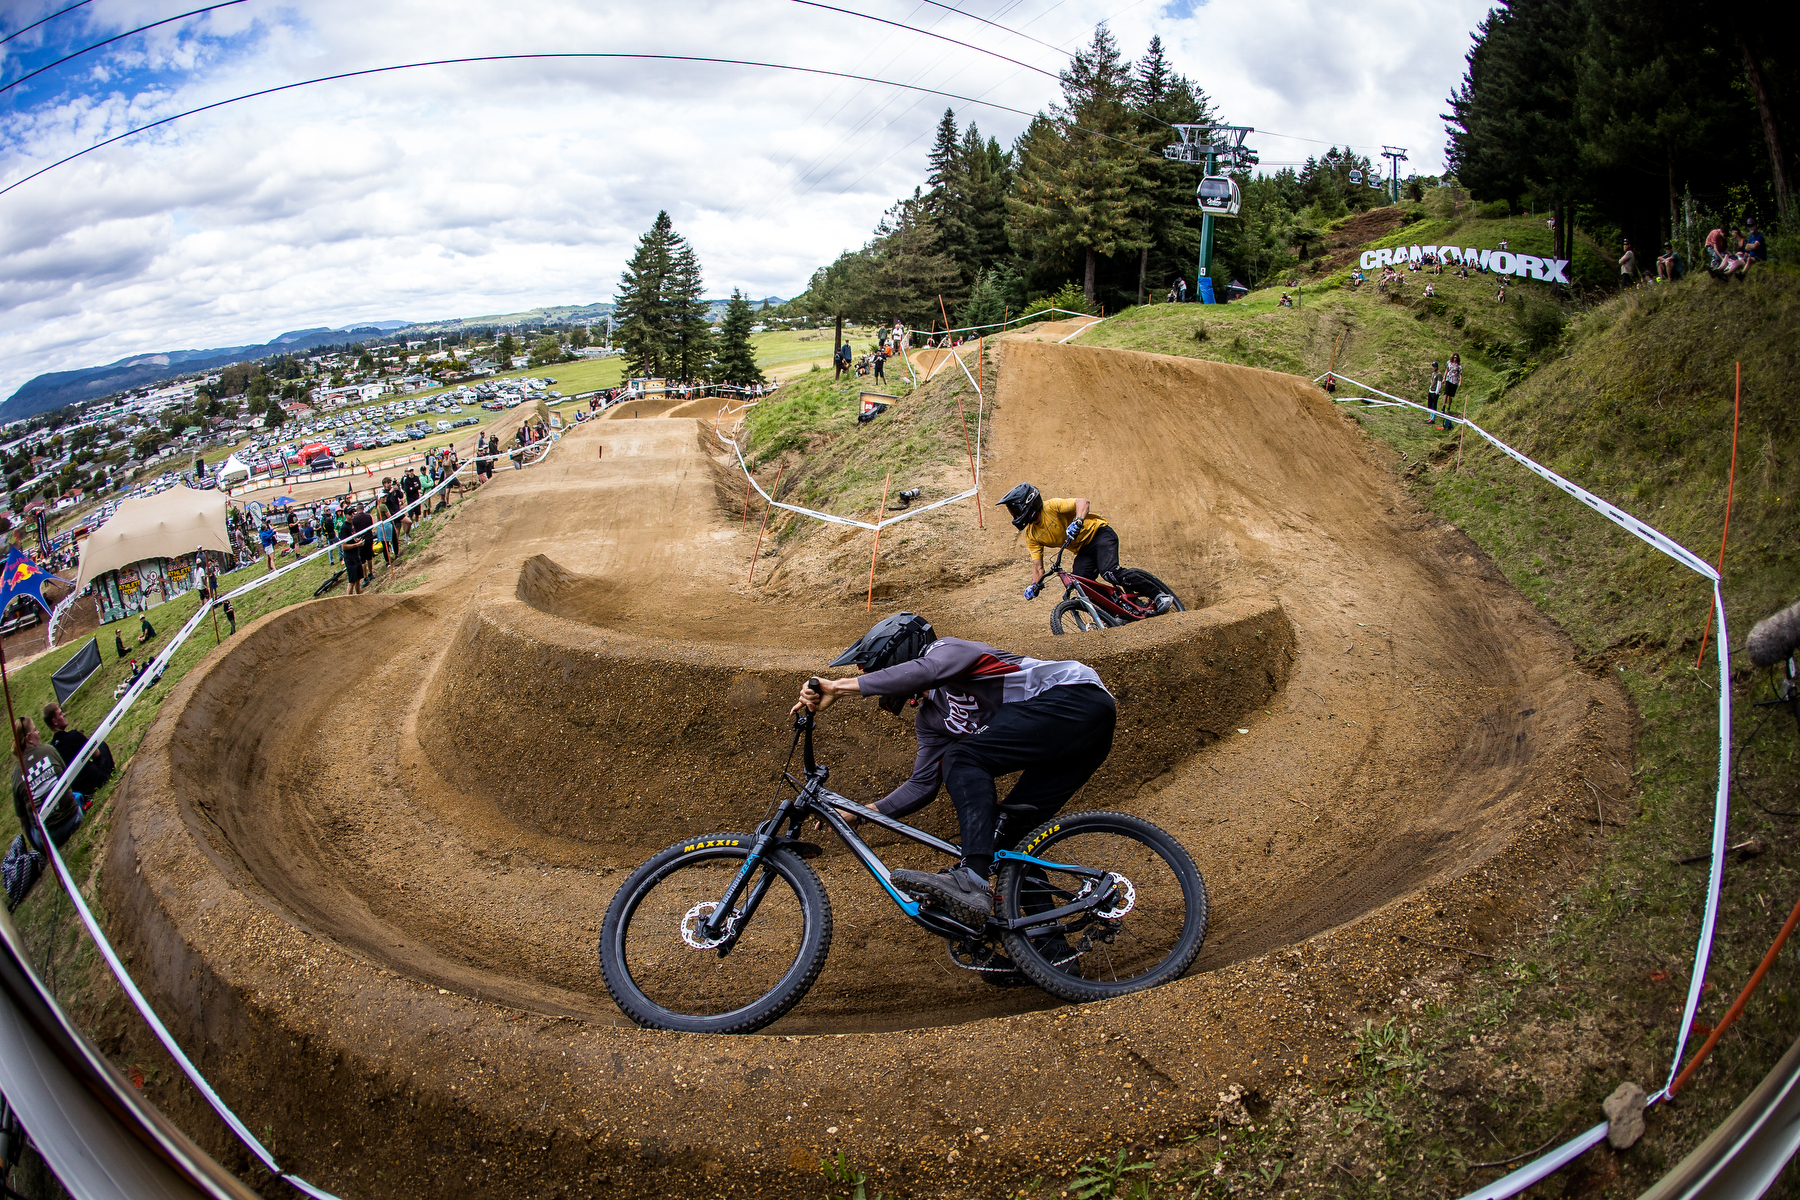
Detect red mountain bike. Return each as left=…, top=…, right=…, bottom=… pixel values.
left=1042, top=544, right=1185, bottom=634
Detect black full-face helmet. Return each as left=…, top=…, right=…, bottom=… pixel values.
left=829, top=612, right=937, bottom=671
left=995, top=482, right=1043, bottom=531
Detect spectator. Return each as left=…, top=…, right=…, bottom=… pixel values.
left=1423, top=280, right=1437, bottom=297
left=1444, top=354, right=1463, bottom=412
left=41, top=702, right=112, bottom=804
left=402, top=468, right=422, bottom=512
left=1425, top=362, right=1446, bottom=429
left=1745, top=219, right=1768, bottom=263
left=215, top=597, right=236, bottom=635
left=137, top=613, right=156, bottom=645
left=375, top=506, right=398, bottom=565
left=258, top=521, right=276, bottom=571
left=1176, top=276, right=1188, bottom=303
left=1703, top=226, right=1727, bottom=272
left=1496, top=277, right=1509, bottom=303
left=114, top=630, right=128, bottom=661
left=873, top=351, right=886, bottom=384
left=1656, top=244, right=1680, bottom=282
left=1278, top=292, right=1293, bottom=308
left=1619, top=238, right=1638, bottom=287
left=11, top=718, right=74, bottom=853
left=345, top=504, right=374, bottom=595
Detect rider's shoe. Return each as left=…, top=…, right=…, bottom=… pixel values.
left=892, top=866, right=992, bottom=927
left=1153, top=593, right=1176, bottom=615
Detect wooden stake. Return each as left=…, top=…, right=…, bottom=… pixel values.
left=748, top=466, right=784, bottom=585
left=1455, top=386, right=1470, bottom=473
left=741, top=473, right=754, bottom=531
left=866, top=471, right=891, bottom=613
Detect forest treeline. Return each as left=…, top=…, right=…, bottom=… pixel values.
left=780, top=7, right=1795, bottom=331
left=1447, top=0, right=1796, bottom=267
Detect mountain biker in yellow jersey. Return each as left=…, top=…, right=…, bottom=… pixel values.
left=996, top=482, right=1119, bottom=600
left=794, top=612, right=1115, bottom=928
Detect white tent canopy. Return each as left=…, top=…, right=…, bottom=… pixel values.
left=216, top=453, right=253, bottom=485
left=75, top=486, right=231, bottom=592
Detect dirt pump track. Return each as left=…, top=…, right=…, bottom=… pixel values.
left=103, top=340, right=1628, bottom=1196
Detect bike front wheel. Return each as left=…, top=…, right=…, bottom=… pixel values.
left=997, top=811, right=1207, bottom=1003
left=599, top=834, right=832, bottom=1034
left=1050, top=596, right=1108, bottom=634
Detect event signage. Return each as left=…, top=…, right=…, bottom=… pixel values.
left=1359, top=244, right=1571, bottom=284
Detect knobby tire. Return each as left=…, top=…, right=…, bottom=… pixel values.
left=599, top=833, right=832, bottom=1034
left=997, top=810, right=1206, bottom=1003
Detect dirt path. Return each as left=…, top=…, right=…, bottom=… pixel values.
left=105, top=340, right=1626, bottom=1197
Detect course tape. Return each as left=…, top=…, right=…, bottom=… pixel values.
left=1319, top=372, right=1732, bottom=1198
left=27, top=426, right=564, bottom=1200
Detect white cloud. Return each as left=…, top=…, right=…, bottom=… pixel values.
left=0, top=0, right=1488, bottom=402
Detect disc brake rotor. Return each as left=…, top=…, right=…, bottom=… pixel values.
left=1097, top=872, right=1136, bottom=919
left=680, top=901, right=735, bottom=950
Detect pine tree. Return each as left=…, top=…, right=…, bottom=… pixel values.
left=614, top=212, right=676, bottom=378
left=959, top=125, right=1012, bottom=284
left=1006, top=26, right=1154, bottom=304
left=870, top=190, right=962, bottom=328
left=713, top=290, right=766, bottom=387
left=1131, top=36, right=1215, bottom=304
left=667, top=231, right=713, bottom=382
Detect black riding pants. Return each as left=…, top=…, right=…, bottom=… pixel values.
left=1071, top=526, right=1121, bottom=585
left=941, top=683, right=1116, bottom=876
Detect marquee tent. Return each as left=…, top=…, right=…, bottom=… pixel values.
left=216, top=453, right=253, bottom=486
left=75, top=486, right=232, bottom=595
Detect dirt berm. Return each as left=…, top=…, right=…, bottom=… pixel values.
left=102, top=340, right=1627, bottom=1197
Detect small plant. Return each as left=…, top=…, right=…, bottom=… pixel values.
left=1069, top=1149, right=1153, bottom=1199
left=820, top=1151, right=882, bottom=1200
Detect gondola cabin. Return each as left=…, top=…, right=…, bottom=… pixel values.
left=1196, top=175, right=1242, bottom=217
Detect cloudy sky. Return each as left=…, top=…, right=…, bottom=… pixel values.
left=0, top=0, right=1491, bottom=401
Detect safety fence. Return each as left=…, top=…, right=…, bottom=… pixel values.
left=1319, top=373, right=1732, bottom=1199
left=12, top=430, right=564, bottom=1200
left=715, top=312, right=1105, bottom=547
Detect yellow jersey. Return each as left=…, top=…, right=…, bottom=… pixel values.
left=1023, top=498, right=1107, bottom=563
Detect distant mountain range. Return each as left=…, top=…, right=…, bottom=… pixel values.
left=1, top=295, right=785, bottom=423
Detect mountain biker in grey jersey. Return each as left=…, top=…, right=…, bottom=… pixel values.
left=795, top=612, right=1116, bottom=927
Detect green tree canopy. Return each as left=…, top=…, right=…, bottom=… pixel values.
left=713, top=290, right=766, bottom=387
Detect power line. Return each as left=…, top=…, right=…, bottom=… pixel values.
left=910, top=0, right=1068, bottom=59
left=1, top=0, right=96, bottom=46
left=0, top=0, right=248, bottom=98
left=788, top=0, right=1058, bottom=79
left=0, top=52, right=1067, bottom=200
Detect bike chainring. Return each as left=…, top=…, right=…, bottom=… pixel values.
left=945, top=936, right=1030, bottom=986
left=680, top=901, right=738, bottom=950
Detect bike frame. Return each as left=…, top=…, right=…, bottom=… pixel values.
left=1045, top=546, right=1157, bottom=623
left=697, top=712, right=1119, bottom=947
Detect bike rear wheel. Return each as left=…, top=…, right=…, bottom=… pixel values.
left=1127, top=570, right=1185, bottom=613
left=1050, top=596, right=1108, bottom=634
left=599, top=834, right=832, bottom=1034
left=997, top=811, right=1207, bottom=1003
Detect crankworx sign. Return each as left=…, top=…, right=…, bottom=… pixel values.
left=1359, top=244, right=1571, bottom=284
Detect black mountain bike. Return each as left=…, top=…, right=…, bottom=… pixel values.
left=598, top=705, right=1208, bottom=1034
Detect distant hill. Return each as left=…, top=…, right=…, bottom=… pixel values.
left=3, top=294, right=786, bottom=422
left=0, top=324, right=405, bottom=423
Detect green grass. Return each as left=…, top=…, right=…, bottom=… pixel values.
left=1073, top=265, right=1800, bottom=1197
left=2, top=494, right=474, bottom=1024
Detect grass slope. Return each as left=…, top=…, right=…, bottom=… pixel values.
left=1077, top=267, right=1800, bottom=1197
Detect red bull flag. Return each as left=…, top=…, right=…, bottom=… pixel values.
left=0, top=547, right=71, bottom=620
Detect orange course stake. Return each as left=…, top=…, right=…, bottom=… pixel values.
left=740, top=473, right=754, bottom=531
left=866, top=472, right=891, bottom=613
left=748, top=466, right=784, bottom=585
left=1670, top=887, right=1800, bottom=1096
left=953, top=376, right=981, bottom=528
left=1695, top=361, right=1741, bottom=668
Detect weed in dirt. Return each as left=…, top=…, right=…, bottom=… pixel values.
left=820, top=1150, right=884, bottom=1200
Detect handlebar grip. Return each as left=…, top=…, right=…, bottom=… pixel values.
left=807, top=677, right=824, bottom=698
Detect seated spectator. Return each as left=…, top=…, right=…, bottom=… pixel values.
left=1495, top=278, right=1509, bottom=302
left=1704, top=226, right=1728, bottom=271
left=1322, top=373, right=1337, bottom=393
left=1745, top=219, right=1767, bottom=263
left=1656, top=245, right=1680, bottom=281
left=1278, top=292, right=1293, bottom=308
left=42, top=702, right=113, bottom=805
left=1424, top=281, right=1436, bottom=297
left=137, top=613, right=156, bottom=644
left=1456, top=262, right=1470, bottom=279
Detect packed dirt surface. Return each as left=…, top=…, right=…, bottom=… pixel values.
left=105, top=337, right=1627, bottom=1197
